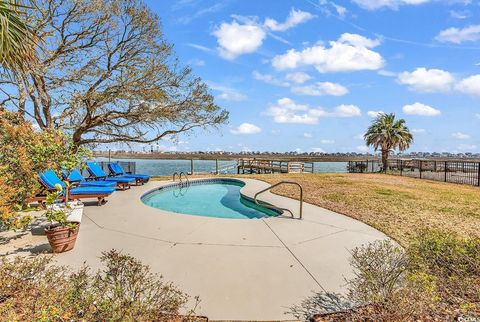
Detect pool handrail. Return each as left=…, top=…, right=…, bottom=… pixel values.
left=179, top=172, right=190, bottom=186
left=172, top=171, right=190, bottom=186
left=253, top=181, right=303, bottom=220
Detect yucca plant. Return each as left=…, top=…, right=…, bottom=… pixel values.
left=0, top=0, right=37, bottom=72
left=364, top=113, right=413, bottom=172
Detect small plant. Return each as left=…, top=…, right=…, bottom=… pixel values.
left=43, top=182, right=81, bottom=253
left=288, top=240, right=437, bottom=321
left=44, top=183, right=76, bottom=230
left=0, top=249, right=197, bottom=321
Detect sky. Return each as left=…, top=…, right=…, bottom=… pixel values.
left=137, top=0, right=480, bottom=154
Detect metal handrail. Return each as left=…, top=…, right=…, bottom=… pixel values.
left=172, top=172, right=179, bottom=182
left=172, top=171, right=190, bottom=186
left=179, top=172, right=189, bottom=186
left=253, top=181, right=303, bottom=220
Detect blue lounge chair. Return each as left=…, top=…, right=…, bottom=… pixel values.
left=37, top=170, right=115, bottom=206
left=86, top=161, right=135, bottom=190
left=107, top=163, right=150, bottom=185
left=62, top=169, right=117, bottom=188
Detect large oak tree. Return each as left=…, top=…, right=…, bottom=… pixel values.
left=1, top=0, right=228, bottom=150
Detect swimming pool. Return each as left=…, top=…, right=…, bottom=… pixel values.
left=141, top=179, right=281, bottom=219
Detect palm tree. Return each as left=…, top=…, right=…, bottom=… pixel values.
left=364, top=113, right=413, bottom=172
left=0, top=0, right=37, bottom=72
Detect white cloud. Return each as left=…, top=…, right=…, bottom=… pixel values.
left=210, top=84, right=247, bottom=101
left=332, top=3, right=347, bottom=17
left=264, top=8, right=314, bottom=32
left=378, top=69, right=397, bottom=77
left=411, top=128, right=426, bottom=134
left=320, top=139, right=335, bottom=144
left=213, top=9, right=315, bottom=60
left=264, top=98, right=325, bottom=124
left=352, top=0, right=430, bottom=10
left=397, top=68, right=455, bottom=92
left=219, top=91, right=246, bottom=101
left=311, top=147, right=325, bottom=153
left=291, top=81, right=348, bottom=96
left=272, top=33, right=384, bottom=73
left=285, top=72, right=312, bottom=84
left=252, top=71, right=289, bottom=86
left=367, top=110, right=384, bottom=118
left=449, top=10, right=471, bottom=20
left=213, top=21, right=266, bottom=60
left=332, top=104, right=362, bottom=117
left=455, top=74, right=480, bottom=96
left=403, top=102, right=441, bottom=116
left=436, top=25, right=480, bottom=44
left=263, top=98, right=361, bottom=124
left=188, top=58, right=205, bottom=66
left=452, top=132, right=470, bottom=139
left=187, top=43, right=214, bottom=53
left=303, top=132, right=313, bottom=138
left=317, top=1, right=347, bottom=18
left=230, top=123, right=262, bottom=135
left=475, top=113, right=480, bottom=120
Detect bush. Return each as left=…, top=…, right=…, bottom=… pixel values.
left=289, top=233, right=480, bottom=321
left=0, top=249, right=198, bottom=321
left=289, top=240, right=437, bottom=321
left=409, top=230, right=480, bottom=316
left=0, top=110, right=90, bottom=230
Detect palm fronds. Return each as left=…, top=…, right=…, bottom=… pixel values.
left=0, top=0, right=37, bottom=72
left=364, top=113, right=413, bottom=153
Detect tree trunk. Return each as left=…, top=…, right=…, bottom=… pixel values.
left=71, top=131, right=83, bottom=153
left=381, top=149, right=389, bottom=173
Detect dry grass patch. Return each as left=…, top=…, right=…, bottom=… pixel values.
left=239, top=173, right=480, bottom=246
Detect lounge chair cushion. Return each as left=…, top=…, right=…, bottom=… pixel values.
left=39, top=170, right=115, bottom=195
left=103, top=176, right=135, bottom=183
left=108, top=163, right=150, bottom=181
left=70, top=186, right=115, bottom=195
left=86, top=161, right=135, bottom=183
left=64, top=169, right=117, bottom=188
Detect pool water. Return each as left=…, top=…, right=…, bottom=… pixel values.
left=141, top=179, right=280, bottom=219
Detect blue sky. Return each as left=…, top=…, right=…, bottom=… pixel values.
left=139, top=0, right=480, bottom=154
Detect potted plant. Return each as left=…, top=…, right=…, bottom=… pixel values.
left=44, top=183, right=81, bottom=253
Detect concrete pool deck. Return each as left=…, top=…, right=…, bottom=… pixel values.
left=54, top=178, right=389, bottom=321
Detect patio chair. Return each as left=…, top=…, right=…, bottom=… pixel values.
left=107, top=162, right=150, bottom=185
left=29, top=170, right=115, bottom=206
left=85, top=161, right=135, bottom=190
left=62, top=169, right=117, bottom=188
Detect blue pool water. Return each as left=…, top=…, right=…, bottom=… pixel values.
left=141, top=179, right=280, bottom=219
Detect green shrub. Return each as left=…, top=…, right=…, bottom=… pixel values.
left=290, top=232, right=480, bottom=321
left=409, top=230, right=480, bottom=316
left=289, top=240, right=437, bottom=321
left=0, top=110, right=91, bottom=230
left=0, top=249, right=198, bottom=321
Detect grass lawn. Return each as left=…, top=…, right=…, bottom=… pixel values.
left=238, top=173, right=480, bottom=246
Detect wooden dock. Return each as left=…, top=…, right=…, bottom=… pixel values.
left=237, top=159, right=314, bottom=174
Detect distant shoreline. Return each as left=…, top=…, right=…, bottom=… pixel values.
left=93, top=152, right=480, bottom=162
left=93, top=152, right=369, bottom=162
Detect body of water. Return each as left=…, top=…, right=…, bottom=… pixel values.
left=95, top=157, right=348, bottom=176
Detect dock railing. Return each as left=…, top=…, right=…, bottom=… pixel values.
left=237, top=159, right=314, bottom=174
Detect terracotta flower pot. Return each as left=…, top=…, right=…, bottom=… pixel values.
left=45, top=223, right=80, bottom=253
